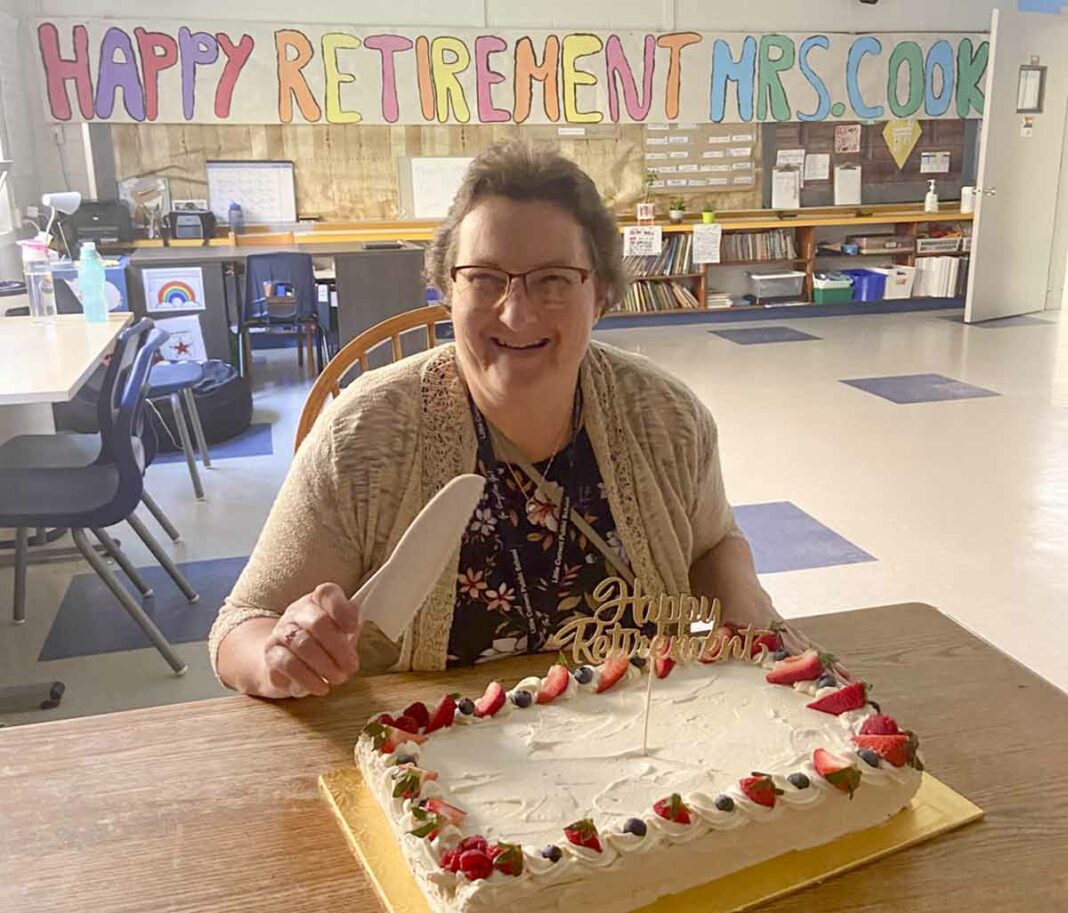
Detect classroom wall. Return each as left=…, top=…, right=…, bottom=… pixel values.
left=21, top=0, right=1006, bottom=31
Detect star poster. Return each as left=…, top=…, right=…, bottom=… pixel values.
left=155, top=315, right=207, bottom=362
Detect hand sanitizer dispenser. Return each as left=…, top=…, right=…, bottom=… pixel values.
left=924, top=179, right=939, bottom=213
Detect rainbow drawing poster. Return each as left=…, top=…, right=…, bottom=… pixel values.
left=144, top=266, right=206, bottom=313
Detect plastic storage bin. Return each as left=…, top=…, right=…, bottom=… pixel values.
left=915, top=236, right=961, bottom=254
left=748, top=270, right=806, bottom=302
left=874, top=266, right=917, bottom=299
left=812, top=273, right=853, bottom=304
left=842, top=269, right=887, bottom=302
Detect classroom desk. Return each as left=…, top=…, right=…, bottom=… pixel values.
left=1, top=603, right=1065, bottom=913
left=0, top=313, right=130, bottom=446
left=126, top=242, right=426, bottom=366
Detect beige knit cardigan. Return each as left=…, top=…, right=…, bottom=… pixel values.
left=208, top=341, right=741, bottom=674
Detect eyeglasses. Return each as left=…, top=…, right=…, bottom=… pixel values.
left=449, top=265, right=592, bottom=310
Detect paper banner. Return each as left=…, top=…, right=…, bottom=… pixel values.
left=883, top=119, right=922, bottom=169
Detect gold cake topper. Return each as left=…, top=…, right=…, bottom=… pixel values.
left=552, top=576, right=775, bottom=667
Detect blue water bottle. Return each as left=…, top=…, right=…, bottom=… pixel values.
left=78, top=241, right=108, bottom=324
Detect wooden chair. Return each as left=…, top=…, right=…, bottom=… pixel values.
left=294, top=305, right=449, bottom=453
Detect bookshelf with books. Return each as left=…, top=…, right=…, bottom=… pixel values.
left=618, top=233, right=707, bottom=315
left=603, top=206, right=974, bottom=316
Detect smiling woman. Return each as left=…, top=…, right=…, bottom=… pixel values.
left=210, top=141, right=777, bottom=696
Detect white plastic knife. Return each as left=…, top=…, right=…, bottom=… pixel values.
left=289, top=474, right=485, bottom=697
left=355, top=473, right=486, bottom=641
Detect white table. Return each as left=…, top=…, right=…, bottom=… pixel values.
left=0, top=313, right=131, bottom=446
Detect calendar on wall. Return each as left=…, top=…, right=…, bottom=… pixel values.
left=206, top=160, right=297, bottom=224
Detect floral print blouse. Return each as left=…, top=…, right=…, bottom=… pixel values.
left=446, top=428, right=629, bottom=666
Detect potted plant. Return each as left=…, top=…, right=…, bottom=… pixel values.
left=701, top=203, right=716, bottom=224
left=668, top=198, right=686, bottom=224
left=637, top=171, right=657, bottom=223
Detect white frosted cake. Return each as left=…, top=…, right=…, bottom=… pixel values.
left=354, top=644, right=922, bottom=913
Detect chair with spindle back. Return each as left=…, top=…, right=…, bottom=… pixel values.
left=293, top=305, right=449, bottom=453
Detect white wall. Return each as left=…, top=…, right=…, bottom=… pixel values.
left=26, top=0, right=1003, bottom=30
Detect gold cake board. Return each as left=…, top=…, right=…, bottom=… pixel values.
left=319, top=767, right=982, bottom=913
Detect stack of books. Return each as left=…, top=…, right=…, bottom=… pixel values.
left=624, top=234, right=694, bottom=278
left=721, top=229, right=797, bottom=263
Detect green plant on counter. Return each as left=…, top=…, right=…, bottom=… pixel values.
left=643, top=170, right=658, bottom=201
left=669, top=198, right=686, bottom=211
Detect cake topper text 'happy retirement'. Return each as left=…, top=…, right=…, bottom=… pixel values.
left=551, top=577, right=775, bottom=667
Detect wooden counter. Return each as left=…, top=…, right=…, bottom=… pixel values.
left=1, top=603, right=1065, bottom=913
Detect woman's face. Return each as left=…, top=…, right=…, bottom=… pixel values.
left=449, top=196, right=603, bottom=405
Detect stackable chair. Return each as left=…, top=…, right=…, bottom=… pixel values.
left=147, top=361, right=212, bottom=501
left=0, top=321, right=183, bottom=543
left=0, top=319, right=197, bottom=675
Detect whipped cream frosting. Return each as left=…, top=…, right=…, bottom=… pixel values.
left=355, top=656, right=922, bottom=913
left=417, top=662, right=870, bottom=847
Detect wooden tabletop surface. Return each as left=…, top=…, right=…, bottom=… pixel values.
left=2, top=603, right=1066, bottom=913
left=0, top=313, right=130, bottom=405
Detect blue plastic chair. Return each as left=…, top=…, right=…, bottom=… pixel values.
left=0, top=320, right=196, bottom=675
left=0, top=322, right=183, bottom=542
left=241, top=252, right=324, bottom=377
left=147, top=360, right=211, bottom=500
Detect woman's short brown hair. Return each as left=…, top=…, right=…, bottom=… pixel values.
left=425, top=141, right=625, bottom=315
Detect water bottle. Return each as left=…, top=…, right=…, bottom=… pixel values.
left=228, top=202, right=244, bottom=235
left=19, top=240, right=57, bottom=324
left=78, top=241, right=109, bottom=324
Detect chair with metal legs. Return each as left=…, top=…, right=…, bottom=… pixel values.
left=147, top=361, right=211, bottom=501
left=0, top=320, right=196, bottom=675
left=0, top=329, right=185, bottom=544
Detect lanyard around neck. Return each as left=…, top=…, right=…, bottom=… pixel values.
left=467, top=390, right=580, bottom=651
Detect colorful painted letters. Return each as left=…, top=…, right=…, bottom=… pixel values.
left=35, top=20, right=990, bottom=125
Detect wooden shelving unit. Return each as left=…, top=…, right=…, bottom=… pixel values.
left=606, top=208, right=972, bottom=315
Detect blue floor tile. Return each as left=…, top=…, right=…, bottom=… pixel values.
left=840, top=373, right=999, bottom=404
left=710, top=326, right=820, bottom=345
left=155, top=422, right=273, bottom=464
left=941, top=314, right=1051, bottom=328
left=734, top=502, right=875, bottom=574
left=39, top=556, right=248, bottom=661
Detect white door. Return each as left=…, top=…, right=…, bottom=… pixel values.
left=966, top=8, right=1068, bottom=323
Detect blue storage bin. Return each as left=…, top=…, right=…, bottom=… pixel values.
left=842, top=269, right=886, bottom=302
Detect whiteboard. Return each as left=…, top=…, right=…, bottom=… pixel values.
left=206, top=160, right=297, bottom=224
left=410, top=157, right=473, bottom=219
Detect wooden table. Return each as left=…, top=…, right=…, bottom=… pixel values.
left=0, top=312, right=130, bottom=446
left=1, top=604, right=1065, bottom=912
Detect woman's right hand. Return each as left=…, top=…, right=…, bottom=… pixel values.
left=261, top=583, right=362, bottom=699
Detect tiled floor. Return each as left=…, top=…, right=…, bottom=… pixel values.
left=2, top=306, right=1066, bottom=726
